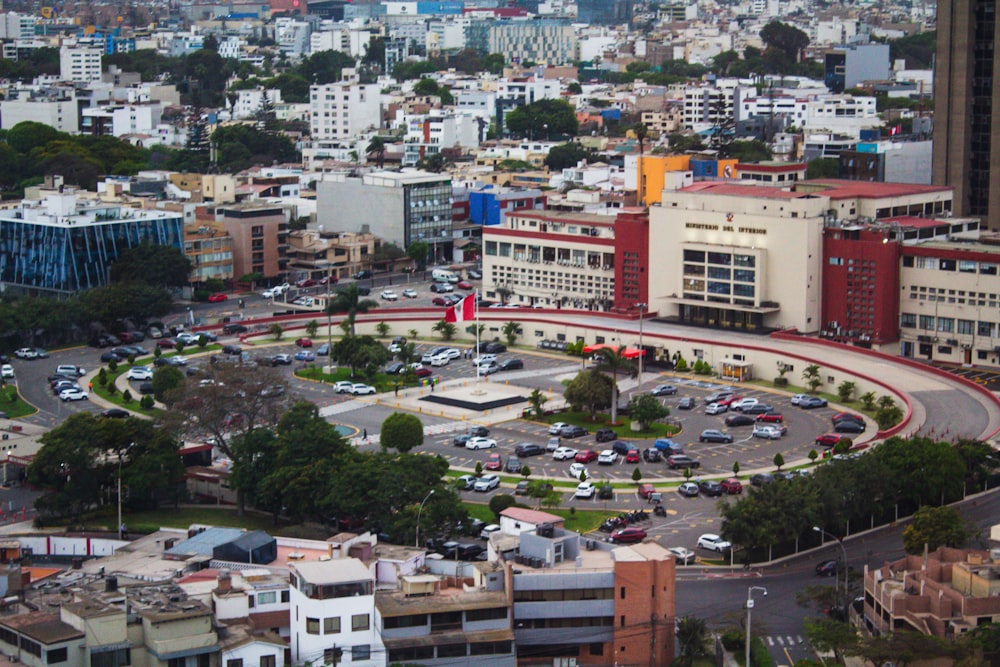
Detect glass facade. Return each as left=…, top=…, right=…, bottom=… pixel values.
left=682, top=245, right=760, bottom=306
left=0, top=215, right=184, bottom=293
left=404, top=181, right=452, bottom=248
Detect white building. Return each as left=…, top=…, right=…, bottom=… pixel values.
left=682, top=83, right=756, bottom=131
left=289, top=559, right=383, bottom=667
left=802, top=96, right=879, bottom=138
left=0, top=91, right=78, bottom=132
left=310, top=26, right=371, bottom=58
left=218, top=36, right=244, bottom=60
left=81, top=103, right=163, bottom=138
left=310, top=74, right=381, bottom=141
left=401, top=112, right=481, bottom=166
left=275, top=18, right=314, bottom=58
left=59, top=45, right=102, bottom=82
left=0, top=12, right=35, bottom=40
left=234, top=88, right=284, bottom=120
left=425, top=19, right=469, bottom=52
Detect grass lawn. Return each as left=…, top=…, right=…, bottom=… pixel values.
left=463, top=501, right=611, bottom=534
left=532, top=412, right=679, bottom=440
left=91, top=366, right=162, bottom=417
left=296, top=365, right=430, bottom=393
left=1, top=385, right=37, bottom=418
left=71, top=506, right=330, bottom=539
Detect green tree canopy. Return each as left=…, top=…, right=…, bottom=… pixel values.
left=505, top=99, right=579, bottom=139
left=544, top=142, right=594, bottom=171
left=564, top=370, right=614, bottom=418
left=902, top=505, right=976, bottom=554
left=380, top=412, right=424, bottom=453
left=110, top=243, right=193, bottom=288
left=760, top=20, right=810, bottom=61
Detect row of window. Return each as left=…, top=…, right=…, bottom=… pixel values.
left=305, top=613, right=369, bottom=635
left=904, top=256, right=997, bottom=273
left=900, top=313, right=996, bottom=337
left=226, top=656, right=276, bottom=667
left=388, top=640, right=512, bottom=662
left=383, top=607, right=507, bottom=629
left=683, top=249, right=757, bottom=268
left=513, top=588, right=613, bottom=602
left=684, top=265, right=756, bottom=282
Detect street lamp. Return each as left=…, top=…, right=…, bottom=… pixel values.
left=813, top=526, right=849, bottom=611
left=415, top=489, right=435, bottom=548
left=636, top=302, right=647, bottom=384
left=746, top=586, right=767, bottom=667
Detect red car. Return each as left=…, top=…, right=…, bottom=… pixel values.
left=575, top=449, right=599, bottom=463
left=157, top=338, right=177, bottom=349
left=456, top=280, right=474, bottom=290
left=716, top=394, right=743, bottom=407
left=432, top=296, right=450, bottom=306
left=485, top=452, right=503, bottom=471
left=756, top=412, right=784, bottom=423
left=414, top=367, right=433, bottom=378
left=625, top=449, right=640, bottom=463
left=208, top=293, right=228, bottom=302
left=815, top=433, right=842, bottom=447
left=295, top=337, right=313, bottom=348
left=720, top=478, right=743, bottom=494
left=296, top=278, right=316, bottom=288
left=610, top=527, right=647, bottom=544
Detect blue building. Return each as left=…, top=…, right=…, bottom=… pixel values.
left=468, top=187, right=544, bottom=226
left=0, top=193, right=184, bottom=295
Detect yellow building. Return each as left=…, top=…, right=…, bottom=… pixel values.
left=638, top=154, right=691, bottom=205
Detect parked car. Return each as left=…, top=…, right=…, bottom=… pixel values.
left=625, top=449, right=640, bottom=463
left=14, top=348, right=37, bottom=359
left=59, top=387, right=89, bottom=402
left=790, top=394, right=811, bottom=405
left=380, top=290, right=398, bottom=301
left=752, top=425, right=784, bottom=440
left=595, top=427, right=617, bottom=443
left=668, top=455, right=701, bottom=470
left=574, top=449, right=599, bottom=463
left=750, top=473, right=775, bottom=486
left=638, top=484, right=656, bottom=499
left=699, top=429, right=733, bottom=443
left=668, top=547, right=697, bottom=565
left=677, top=397, right=696, bottom=410
left=756, top=412, right=784, bottom=423
left=270, top=354, right=293, bottom=366
left=207, top=293, right=228, bottom=302
left=834, top=420, right=866, bottom=434
left=429, top=282, right=453, bottom=293
left=704, top=390, right=735, bottom=404
left=743, top=404, right=774, bottom=415
left=654, top=438, right=683, bottom=453
left=55, top=364, right=85, bottom=377
left=467, top=269, right=482, bottom=279
left=0, top=365, right=13, bottom=379
left=505, top=456, right=522, bottom=473
left=678, top=482, right=700, bottom=497
left=514, top=443, right=545, bottom=457
left=465, top=437, right=497, bottom=450
left=597, top=450, right=618, bottom=465
left=698, top=480, right=723, bottom=497
left=705, top=402, right=728, bottom=415
left=815, top=559, right=853, bottom=577
left=697, top=534, right=732, bottom=552
left=497, top=358, right=524, bottom=371
left=295, top=337, right=313, bottom=348
left=431, top=296, right=450, bottom=306
left=480, top=524, right=500, bottom=539
left=101, top=408, right=130, bottom=419
left=650, top=384, right=678, bottom=396
left=731, top=397, right=759, bottom=412
left=473, top=354, right=497, bottom=367
left=642, top=448, right=662, bottom=463
left=125, top=366, right=153, bottom=381
left=799, top=396, right=828, bottom=409
left=484, top=452, right=502, bottom=470
left=222, top=323, right=248, bottom=335
left=474, top=474, right=500, bottom=492
left=569, top=462, right=590, bottom=480
left=294, top=351, right=316, bottom=362
left=725, top=413, right=756, bottom=427
left=402, top=288, right=418, bottom=299
left=548, top=422, right=569, bottom=435
left=815, top=433, right=843, bottom=447
left=610, top=527, right=647, bottom=544
left=720, top=478, right=744, bottom=494
left=553, top=447, right=578, bottom=461
left=574, top=481, right=596, bottom=498
left=560, top=425, right=588, bottom=439
left=832, top=412, right=865, bottom=425
left=546, top=437, right=562, bottom=451
left=456, top=280, right=473, bottom=290
left=333, top=381, right=354, bottom=393
left=350, top=383, right=376, bottom=395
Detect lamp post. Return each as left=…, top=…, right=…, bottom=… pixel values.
left=813, top=526, right=848, bottom=611
left=415, top=489, right=435, bottom=548
left=636, top=302, right=647, bottom=383
left=118, top=443, right=136, bottom=540
left=745, top=586, right=767, bottom=667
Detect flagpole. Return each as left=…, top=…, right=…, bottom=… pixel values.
left=474, top=289, right=481, bottom=383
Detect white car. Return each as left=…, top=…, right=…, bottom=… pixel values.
left=351, top=383, right=376, bottom=395
left=574, top=481, right=596, bottom=498
left=480, top=523, right=500, bottom=539
left=402, top=288, right=418, bottom=299
left=380, top=290, right=398, bottom=301
left=474, top=474, right=500, bottom=492
left=597, top=450, right=618, bottom=465
left=14, top=348, right=37, bottom=360
left=553, top=447, right=578, bottom=461
left=334, top=381, right=355, bottom=393
left=442, top=348, right=461, bottom=359
left=387, top=343, right=403, bottom=353
left=569, top=462, right=590, bottom=480
left=667, top=547, right=697, bottom=565
left=175, top=332, right=199, bottom=345
left=430, top=354, right=450, bottom=367
left=125, top=366, right=153, bottom=381
left=0, top=365, right=12, bottom=379
left=731, top=398, right=759, bottom=412
left=790, top=393, right=811, bottom=405
left=59, top=387, right=89, bottom=402
left=292, top=296, right=314, bottom=306
left=752, top=425, right=783, bottom=440
left=169, top=355, right=188, bottom=366
left=697, top=534, right=732, bottom=552
left=465, top=437, right=497, bottom=450
left=705, top=402, right=728, bottom=415
left=473, top=354, right=498, bottom=366
left=548, top=422, right=569, bottom=435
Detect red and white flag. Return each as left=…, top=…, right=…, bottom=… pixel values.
left=445, top=294, right=476, bottom=323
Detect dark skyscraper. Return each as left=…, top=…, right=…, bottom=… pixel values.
left=933, top=0, right=1000, bottom=229
left=577, top=0, right=632, bottom=26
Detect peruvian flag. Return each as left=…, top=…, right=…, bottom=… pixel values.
left=445, top=294, right=476, bottom=323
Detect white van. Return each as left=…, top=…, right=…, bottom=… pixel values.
left=432, top=269, right=459, bottom=283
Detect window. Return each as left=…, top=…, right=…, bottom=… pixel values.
left=940, top=259, right=956, bottom=271
left=937, top=317, right=954, bottom=333
left=900, top=313, right=916, bottom=328
left=471, top=641, right=512, bottom=656
left=959, top=261, right=977, bottom=273
left=589, top=643, right=605, bottom=656
left=324, top=617, right=341, bottom=634
left=437, top=644, right=466, bottom=658
left=47, top=648, right=68, bottom=665
left=902, top=256, right=914, bottom=267
left=465, top=607, right=508, bottom=622
left=351, top=614, right=370, bottom=632
left=351, top=646, right=370, bottom=661
left=919, top=315, right=935, bottom=330
left=307, top=618, right=320, bottom=634
left=91, top=648, right=130, bottom=667
left=958, top=319, right=975, bottom=335
left=485, top=241, right=497, bottom=255
left=227, top=661, right=243, bottom=667
left=257, top=592, right=276, bottom=605
left=260, top=657, right=275, bottom=667
left=829, top=257, right=844, bottom=266
left=979, top=322, right=996, bottom=337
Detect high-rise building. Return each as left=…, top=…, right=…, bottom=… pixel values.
left=933, top=0, right=999, bottom=229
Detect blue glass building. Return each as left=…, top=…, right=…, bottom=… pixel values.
left=0, top=195, right=184, bottom=295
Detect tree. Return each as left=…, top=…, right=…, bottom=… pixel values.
left=483, top=53, right=505, bottom=74
left=837, top=381, right=856, bottom=403
left=733, top=461, right=740, bottom=477
left=527, top=388, right=548, bottom=418
left=109, top=243, right=193, bottom=288
left=675, top=616, right=711, bottom=667
left=505, top=99, right=579, bottom=139
left=79, top=283, right=173, bottom=330
left=305, top=320, right=319, bottom=338
left=628, top=393, right=669, bottom=430
left=564, top=370, right=614, bottom=419
left=380, top=412, right=424, bottom=453
left=773, top=452, right=785, bottom=470
left=860, top=391, right=877, bottom=410
left=326, top=283, right=379, bottom=336
left=902, top=505, right=975, bottom=554
left=333, top=335, right=390, bottom=378
left=151, top=365, right=184, bottom=404
left=501, top=321, right=520, bottom=346
left=366, top=135, right=386, bottom=169
left=803, top=617, right=859, bottom=663
left=760, top=21, right=810, bottom=62
left=875, top=395, right=903, bottom=429
left=807, top=157, right=840, bottom=179
left=544, top=142, right=593, bottom=171
left=433, top=319, right=457, bottom=341
left=406, top=241, right=429, bottom=270
left=632, top=467, right=642, bottom=484
left=270, top=323, right=284, bottom=341
left=376, top=321, right=390, bottom=338
left=593, top=346, right=638, bottom=424
left=489, top=493, right=517, bottom=518
left=802, top=364, right=822, bottom=393
left=520, top=466, right=530, bottom=479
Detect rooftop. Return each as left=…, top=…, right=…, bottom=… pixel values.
left=0, top=613, right=83, bottom=645
left=499, top=507, right=564, bottom=525
left=679, top=182, right=811, bottom=199
left=804, top=179, right=952, bottom=199
left=291, top=558, right=371, bottom=586
left=376, top=583, right=508, bottom=617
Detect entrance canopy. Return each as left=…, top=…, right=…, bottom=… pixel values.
left=582, top=344, right=645, bottom=358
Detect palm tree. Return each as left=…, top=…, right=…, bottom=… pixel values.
left=675, top=615, right=710, bottom=667
left=593, top=345, right=638, bottom=425
left=325, top=283, right=379, bottom=336
left=366, top=136, right=386, bottom=169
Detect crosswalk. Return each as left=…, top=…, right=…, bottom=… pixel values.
left=764, top=635, right=805, bottom=647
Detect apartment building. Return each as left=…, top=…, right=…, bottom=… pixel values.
left=59, top=45, right=102, bottom=82
left=309, top=73, right=381, bottom=142
left=184, top=219, right=235, bottom=284
left=289, top=559, right=383, bottom=667
left=465, top=20, right=577, bottom=66
left=234, top=89, right=284, bottom=120
left=401, top=112, right=481, bottom=166
left=681, top=83, right=755, bottom=131
left=218, top=204, right=290, bottom=280
left=801, top=96, right=880, bottom=139
left=286, top=229, right=381, bottom=282
left=0, top=89, right=78, bottom=133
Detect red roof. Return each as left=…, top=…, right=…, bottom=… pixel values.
left=882, top=216, right=950, bottom=229
left=807, top=179, right=952, bottom=199
left=500, top=507, right=564, bottom=524
left=583, top=343, right=645, bottom=358
left=680, top=182, right=809, bottom=199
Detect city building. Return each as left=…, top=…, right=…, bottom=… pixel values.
left=309, top=71, right=381, bottom=142
left=316, top=171, right=453, bottom=258
left=681, top=83, right=756, bottom=132
left=80, top=103, right=163, bottom=138
left=0, top=190, right=184, bottom=295
left=401, top=112, right=481, bottom=166
left=184, top=218, right=236, bottom=284
left=577, top=0, right=632, bottom=25
left=861, top=547, right=1000, bottom=638
left=218, top=204, right=290, bottom=280
left=286, top=228, right=382, bottom=282
left=465, top=19, right=577, bottom=66
left=59, top=45, right=103, bottom=82
left=736, top=162, right=807, bottom=186
left=838, top=141, right=933, bottom=185
left=233, top=88, right=284, bottom=120
left=801, top=96, right=880, bottom=139
left=824, top=43, right=890, bottom=93
left=933, top=0, right=998, bottom=230
left=289, top=559, right=383, bottom=667
left=468, top=187, right=544, bottom=227
left=0, top=89, right=79, bottom=133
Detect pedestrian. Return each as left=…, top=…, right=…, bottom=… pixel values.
left=88, top=382, right=93, bottom=391
left=363, top=428, right=368, bottom=441
left=394, top=384, right=399, bottom=397
left=430, top=381, right=435, bottom=392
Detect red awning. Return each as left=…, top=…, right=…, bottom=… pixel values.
left=582, top=343, right=645, bottom=358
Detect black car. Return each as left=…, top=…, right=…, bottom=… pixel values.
left=457, top=544, right=485, bottom=560
left=138, top=382, right=154, bottom=395
left=597, top=482, right=614, bottom=499
left=485, top=342, right=507, bottom=354
left=270, top=354, right=293, bottom=366
left=595, top=427, right=617, bottom=443
left=101, top=408, right=130, bottom=419
left=222, top=344, right=243, bottom=356
left=354, top=270, right=373, bottom=279
left=642, top=448, right=662, bottom=463
left=100, top=350, right=127, bottom=363
left=467, top=269, right=482, bottom=279
left=453, top=434, right=471, bottom=447
left=834, top=420, right=866, bottom=434
left=468, top=425, right=489, bottom=437
left=815, top=559, right=853, bottom=577
left=611, top=440, right=633, bottom=457
left=742, top=404, right=774, bottom=415
left=560, top=425, right=588, bottom=439
left=750, top=472, right=774, bottom=486
left=222, top=323, right=248, bottom=335
left=497, top=358, right=523, bottom=371
left=514, top=443, right=545, bottom=457
left=677, top=397, right=696, bottom=410
left=698, top=480, right=723, bottom=497
left=385, top=362, right=405, bottom=374
left=725, top=413, right=756, bottom=427
left=505, top=456, right=522, bottom=473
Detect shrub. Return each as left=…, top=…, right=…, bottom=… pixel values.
left=773, top=376, right=788, bottom=387
left=139, top=395, right=155, bottom=409
left=122, top=390, right=133, bottom=404
left=674, top=356, right=689, bottom=372
left=489, top=494, right=517, bottom=518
